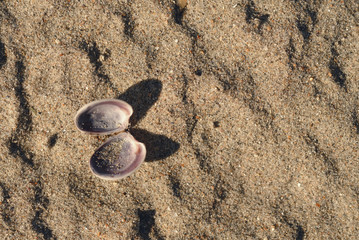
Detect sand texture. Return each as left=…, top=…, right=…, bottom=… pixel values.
left=0, top=0, right=358, bottom=239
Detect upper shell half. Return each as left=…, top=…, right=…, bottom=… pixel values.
left=75, top=99, right=133, bottom=135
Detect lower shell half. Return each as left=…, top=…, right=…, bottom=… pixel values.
left=90, top=132, right=146, bottom=180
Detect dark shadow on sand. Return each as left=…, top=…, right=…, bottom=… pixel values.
left=118, top=79, right=179, bottom=162
left=118, top=79, right=162, bottom=126
left=130, top=128, right=180, bottom=162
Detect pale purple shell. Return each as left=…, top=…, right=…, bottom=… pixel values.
left=75, top=99, right=146, bottom=180
left=89, top=132, right=146, bottom=180
left=74, top=99, right=133, bottom=135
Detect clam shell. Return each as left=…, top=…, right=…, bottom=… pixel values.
left=75, top=99, right=133, bottom=135
left=89, top=132, right=146, bottom=180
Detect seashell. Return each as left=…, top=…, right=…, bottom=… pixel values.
left=89, top=132, right=146, bottom=180
left=75, top=99, right=133, bottom=135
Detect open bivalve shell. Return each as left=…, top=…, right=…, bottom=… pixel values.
left=75, top=99, right=146, bottom=180
left=90, top=132, right=146, bottom=180
left=75, top=99, right=133, bottom=135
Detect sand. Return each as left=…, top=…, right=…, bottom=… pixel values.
left=0, top=0, right=358, bottom=239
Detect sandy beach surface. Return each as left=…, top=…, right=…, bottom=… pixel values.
left=0, top=0, right=358, bottom=239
